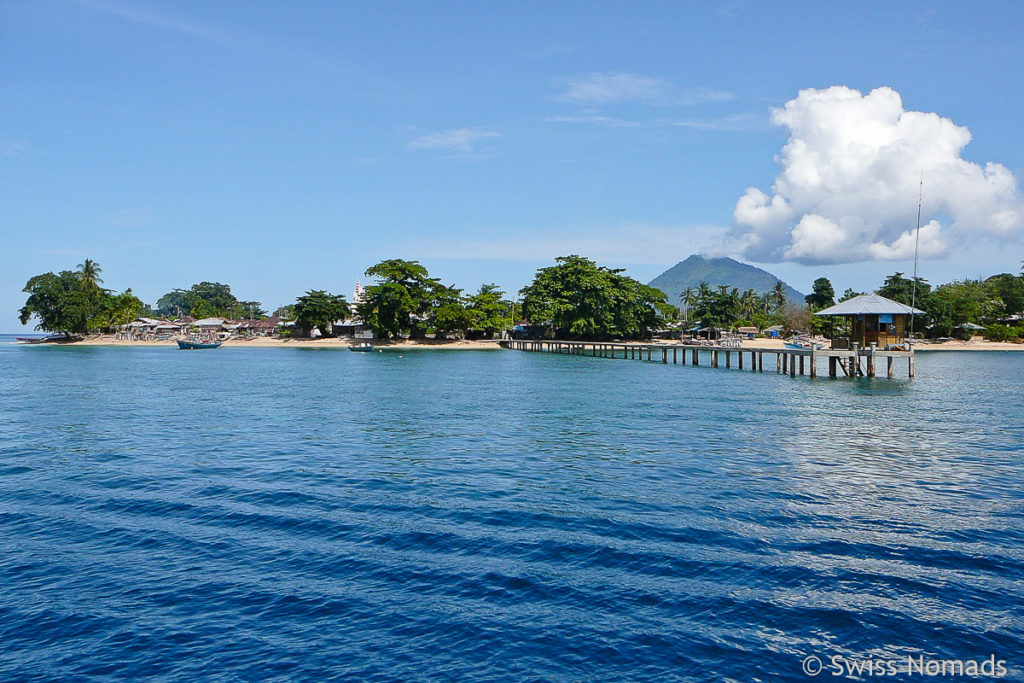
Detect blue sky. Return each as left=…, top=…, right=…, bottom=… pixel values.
left=4, top=0, right=1024, bottom=329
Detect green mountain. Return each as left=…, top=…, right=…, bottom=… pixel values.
left=648, top=255, right=805, bottom=307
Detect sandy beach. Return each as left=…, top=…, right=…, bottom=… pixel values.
left=58, top=335, right=507, bottom=350
left=37, top=335, right=1024, bottom=352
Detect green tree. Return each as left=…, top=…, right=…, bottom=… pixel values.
left=680, top=287, right=696, bottom=322
left=466, top=284, right=508, bottom=337
left=987, top=273, right=1024, bottom=316
left=805, top=277, right=836, bottom=309
left=19, top=271, right=94, bottom=336
left=357, top=259, right=439, bottom=339
left=840, top=288, right=862, bottom=302
left=91, top=289, right=145, bottom=332
left=770, top=281, right=787, bottom=311
left=519, top=255, right=670, bottom=339
left=429, top=284, right=473, bottom=338
left=76, top=258, right=104, bottom=290
left=155, top=289, right=190, bottom=317
left=927, top=280, right=1001, bottom=337
left=293, top=290, right=349, bottom=337
left=876, top=272, right=931, bottom=307
left=690, top=281, right=741, bottom=328
left=172, top=282, right=257, bottom=319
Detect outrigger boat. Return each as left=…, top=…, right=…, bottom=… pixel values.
left=348, top=342, right=374, bottom=352
left=177, top=339, right=222, bottom=350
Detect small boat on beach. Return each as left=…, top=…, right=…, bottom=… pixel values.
left=177, top=340, right=222, bottom=350
left=784, top=337, right=824, bottom=350
left=348, top=343, right=374, bottom=352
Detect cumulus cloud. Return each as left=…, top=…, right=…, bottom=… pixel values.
left=730, top=85, right=1024, bottom=264
left=408, top=127, right=501, bottom=157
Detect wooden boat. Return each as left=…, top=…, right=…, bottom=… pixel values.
left=16, top=335, right=71, bottom=344
left=784, top=337, right=824, bottom=350
left=177, top=339, right=222, bottom=350
left=348, top=342, right=374, bottom=352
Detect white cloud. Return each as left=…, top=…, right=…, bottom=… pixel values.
left=556, top=72, right=733, bottom=107
left=731, top=85, right=1024, bottom=264
left=408, top=128, right=501, bottom=157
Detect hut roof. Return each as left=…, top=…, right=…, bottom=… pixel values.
left=814, top=294, right=925, bottom=317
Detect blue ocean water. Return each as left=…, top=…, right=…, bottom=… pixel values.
left=0, top=342, right=1022, bottom=681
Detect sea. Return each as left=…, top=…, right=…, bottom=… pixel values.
left=1, top=337, right=1022, bottom=681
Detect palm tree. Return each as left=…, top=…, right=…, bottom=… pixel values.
left=76, top=259, right=103, bottom=289
left=740, top=289, right=758, bottom=318
left=680, top=287, right=696, bottom=322
left=771, top=281, right=786, bottom=311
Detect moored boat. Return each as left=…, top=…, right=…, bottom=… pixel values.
left=177, top=339, right=222, bottom=350
left=348, top=342, right=374, bottom=352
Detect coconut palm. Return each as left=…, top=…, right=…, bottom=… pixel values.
left=680, top=287, right=696, bottom=322
left=76, top=259, right=103, bottom=290
left=740, top=288, right=759, bottom=318
left=771, top=281, right=786, bottom=311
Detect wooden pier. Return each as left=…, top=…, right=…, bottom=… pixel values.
left=500, top=340, right=914, bottom=379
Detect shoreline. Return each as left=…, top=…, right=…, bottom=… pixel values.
left=9, top=335, right=1024, bottom=352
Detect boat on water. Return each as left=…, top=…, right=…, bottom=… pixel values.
left=16, top=335, right=73, bottom=344
left=348, top=343, right=374, bottom=352
left=177, top=339, right=222, bottom=350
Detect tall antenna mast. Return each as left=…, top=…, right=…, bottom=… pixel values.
left=909, top=175, right=923, bottom=341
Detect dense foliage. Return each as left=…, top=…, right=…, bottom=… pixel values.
left=293, top=290, right=349, bottom=337
left=19, top=262, right=144, bottom=336
left=18, top=256, right=1024, bottom=342
left=356, top=260, right=440, bottom=339
left=520, top=255, right=672, bottom=339
left=466, top=284, right=509, bottom=337
left=155, top=282, right=264, bottom=319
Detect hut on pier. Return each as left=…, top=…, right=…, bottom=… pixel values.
left=814, top=294, right=924, bottom=350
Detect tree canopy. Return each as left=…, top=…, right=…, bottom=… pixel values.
left=293, top=290, right=349, bottom=337
left=805, top=277, right=836, bottom=309
left=19, top=260, right=143, bottom=335
left=155, top=282, right=263, bottom=319
left=466, top=284, right=508, bottom=337
left=357, top=259, right=441, bottom=339
left=519, top=255, right=671, bottom=339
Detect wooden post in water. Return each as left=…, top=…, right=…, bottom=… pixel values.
left=790, top=353, right=796, bottom=377
left=758, top=352, right=763, bottom=372
left=887, top=356, right=894, bottom=379
left=662, top=348, right=668, bottom=364
left=799, top=354, right=805, bottom=376
left=909, top=350, right=915, bottom=378
left=693, top=349, right=699, bottom=366
left=725, top=351, right=731, bottom=368
left=867, top=343, right=876, bottom=378
left=809, top=348, right=817, bottom=378
left=739, top=351, right=744, bottom=370
left=829, top=356, right=837, bottom=378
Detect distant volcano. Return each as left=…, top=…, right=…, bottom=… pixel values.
left=648, top=255, right=805, bottom=307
